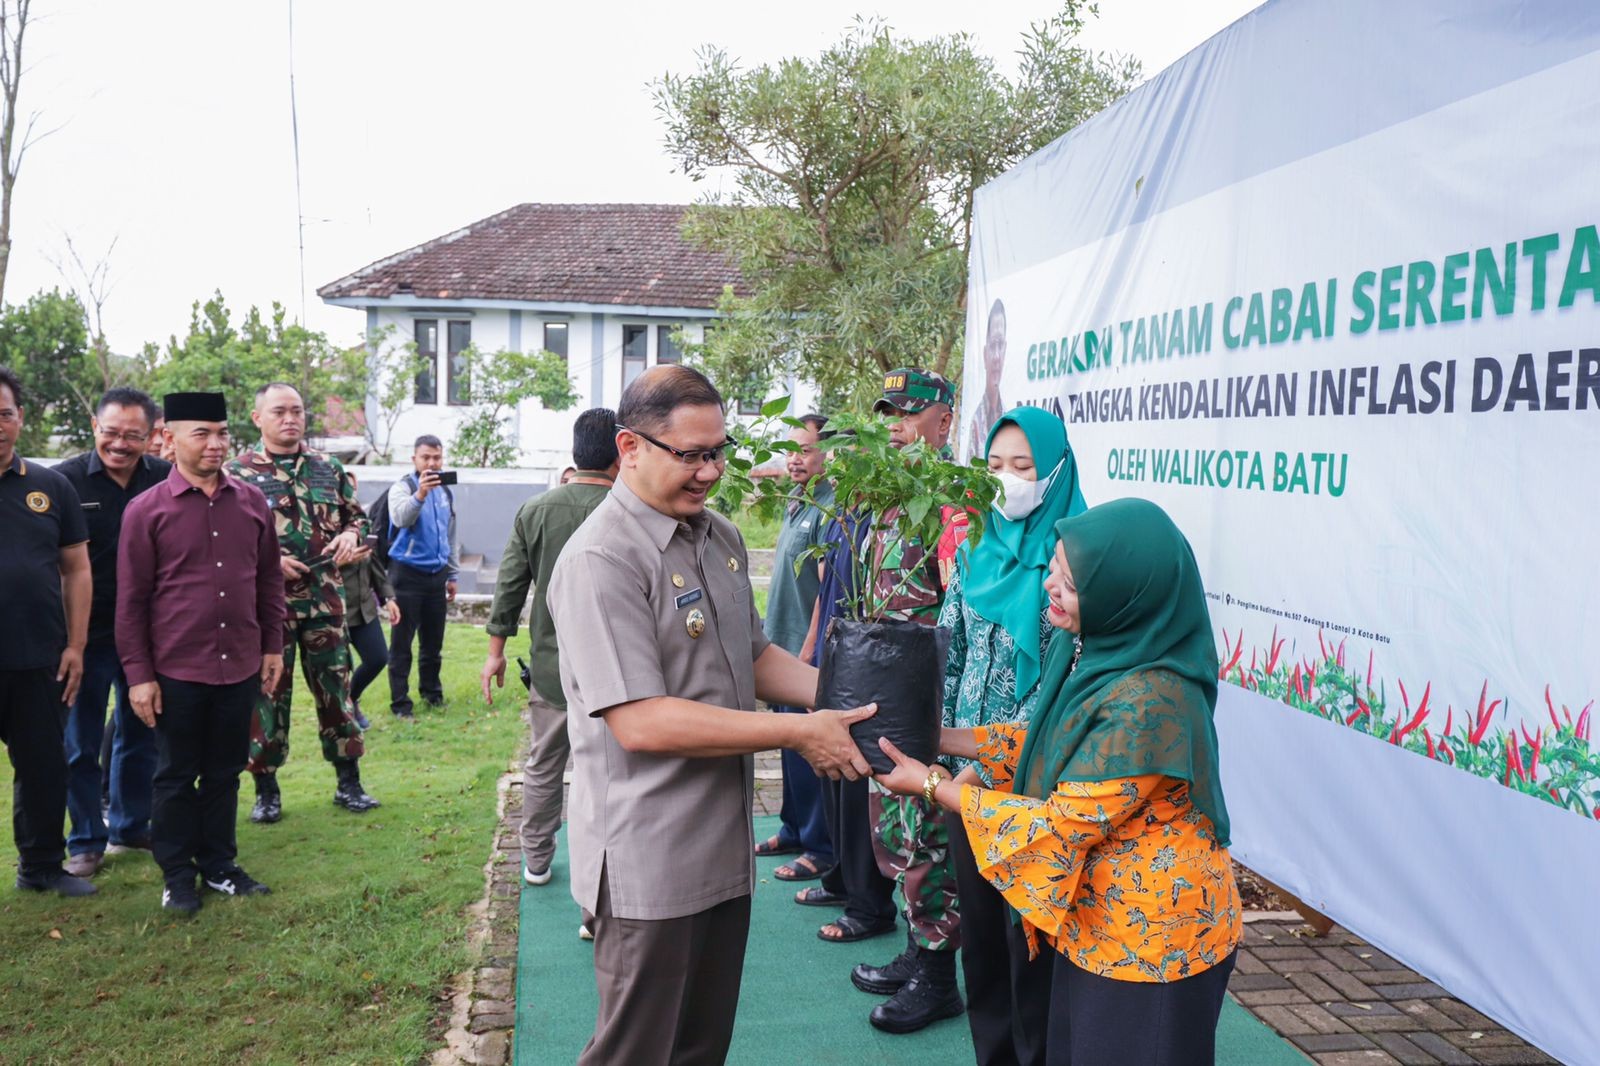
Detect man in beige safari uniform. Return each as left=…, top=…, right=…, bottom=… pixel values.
left=547, top=365, right=876, bottom=1066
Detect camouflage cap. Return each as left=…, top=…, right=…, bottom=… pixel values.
left=872, top=367, right=955, bottom=414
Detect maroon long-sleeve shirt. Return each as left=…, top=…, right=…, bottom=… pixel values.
left=116, top=465, right=286, bottom=687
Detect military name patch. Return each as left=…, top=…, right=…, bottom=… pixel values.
left=674, top=588, right=704, bottom=609
left=25, top=490, right=50, bottom=514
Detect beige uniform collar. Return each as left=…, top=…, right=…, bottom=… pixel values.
left=612, top=473, right=708, bottom=554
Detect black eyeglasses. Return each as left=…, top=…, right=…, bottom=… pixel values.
left=616, top=424, right=735, bottom=468
left=97, top=427, right=150, bottom=445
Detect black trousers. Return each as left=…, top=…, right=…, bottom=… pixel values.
left=0, top=667, right=68, bottom=877
left=347, top=617, right=389, bottom=704
left=151, top=674, right=254, bottom=886
left=947, top=808, right=1054, bottom=1066
left=818, top=774, right=896, bottom=926
left=1046, top=950, right=1237, bottom=1066
left=388, top=562, right=447, bottom=713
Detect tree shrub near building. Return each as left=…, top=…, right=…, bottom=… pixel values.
left=142, top=291, right=365, bottom=444
left=449, top=345, right=579, bottom=467
left=655, top=4, right=1139, bottom=406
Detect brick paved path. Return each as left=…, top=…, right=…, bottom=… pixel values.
left=442, top=741, right=1560, bottom=1065
left=1231, top=920, right=1555, bottom=1064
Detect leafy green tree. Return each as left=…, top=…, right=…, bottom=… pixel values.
left=714, top=398, right=999, bottom=621
left=449, top=346, right=579, bottom=467
left=360, top=324, right=433, bottom=461
left=144, top=292, right=364, bottom=445
left=654, top=5, right=1138, bottom=406
left=0, top=288, right=92, bottom=454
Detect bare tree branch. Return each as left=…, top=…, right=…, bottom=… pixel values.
left=0, top=0, right=36, bottom=307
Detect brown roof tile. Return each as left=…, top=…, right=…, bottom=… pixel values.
left=317, top=203, right=742, bottom=309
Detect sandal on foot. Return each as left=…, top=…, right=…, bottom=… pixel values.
left=755, top=833, right=803, bottom=857
left=775, top=852, right=833, bottom=882
left=793, top=886, right=847, bottom=907
left=818, top=914, right=896, bottom=943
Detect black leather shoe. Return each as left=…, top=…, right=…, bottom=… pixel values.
left=16, top=870, right=98, bottom=897
left=852, top=937, right=919, bottom=994
left=868, top=965, right=965, bottom=1034
left=250, top=792, right=283, bottom=823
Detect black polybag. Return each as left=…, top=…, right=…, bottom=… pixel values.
left=814, top=618, right=951, bottom=775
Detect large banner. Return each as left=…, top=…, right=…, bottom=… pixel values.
left=964, top=3, right=1600, bottom=1061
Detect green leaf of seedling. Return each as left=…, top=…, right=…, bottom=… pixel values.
left=761, top=395, right=792, bottom=417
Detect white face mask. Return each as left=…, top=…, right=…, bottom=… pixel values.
left=994, top=459, right=1062, bottom=522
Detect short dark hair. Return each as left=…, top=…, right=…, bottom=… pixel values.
left=572, top=407, right=618, bottom=471
left=798, top=413, right=829, bottom=432
left=414, top=434, right=443, bottom=451
left=0, top=365, right=20, bottom=408
left=255, top=381, right=301, bottom=403
left=616, top=365, right=724, bottom=436
left=97, top=386, right=158, bottom=426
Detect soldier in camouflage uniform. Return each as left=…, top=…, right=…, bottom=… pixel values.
left=851, top=368, right=969, bottom=1034
left=226, top=383, right=380, bottom=822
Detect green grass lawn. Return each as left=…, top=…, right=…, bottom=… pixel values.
left=730, top=503, right=781, bottom=550
left=0, top=623, right=520, bottom=1065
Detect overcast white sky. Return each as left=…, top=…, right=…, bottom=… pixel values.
left=7, top=0, right=1259, bottom=355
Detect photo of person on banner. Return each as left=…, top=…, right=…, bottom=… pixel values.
left=968, top=299, right=1008, bottom=459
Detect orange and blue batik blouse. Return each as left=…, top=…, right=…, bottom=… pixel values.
left=960, top=723, right=1241, bottom=982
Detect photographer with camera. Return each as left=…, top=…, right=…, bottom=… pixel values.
left=385, top=435, right=459, bottom=719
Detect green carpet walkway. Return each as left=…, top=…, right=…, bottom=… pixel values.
left=514, top=816, right=1304, bottom=1064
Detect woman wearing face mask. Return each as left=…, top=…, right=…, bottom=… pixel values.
left=937, top=407, right=1085, bottom=1065
left=877, top=498, right=1241, bottom=1065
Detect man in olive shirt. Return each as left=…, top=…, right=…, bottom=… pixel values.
left=480, top=407, right=618, bottom=887
left=546, top=366, right=876, bottom=1066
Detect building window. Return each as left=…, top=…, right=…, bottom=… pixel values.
left=657, top=325, right=682, bottom=364
left=447, top=320, right=472, bottom=405
left=414, top=319, right=438, bottom=404
left=622, top=324, right=648, bottom=390
left=543, top=321, right=568, bottom=362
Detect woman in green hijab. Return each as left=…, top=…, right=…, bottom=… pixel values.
left=877, top=497, right=1241, bottom=1065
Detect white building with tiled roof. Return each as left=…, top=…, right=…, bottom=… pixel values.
left=319, top=202, right=817, bottom=469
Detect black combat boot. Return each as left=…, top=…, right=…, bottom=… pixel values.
left=868, top=946, right=965, bottom=1034
left=852, top=929, right=920, bottom=994
left=250, top=772, right=282, bottom=824
left=332, top=759, right=381, bottom=812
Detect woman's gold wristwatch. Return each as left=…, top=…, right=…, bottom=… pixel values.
left=922, top=766, right=946, bottom=804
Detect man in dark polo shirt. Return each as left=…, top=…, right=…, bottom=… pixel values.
left=117, top=392, right=287, bottom=915
left=55, top=386, right=171, bottom=877
left=0, top=366, right=96, bottom=897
